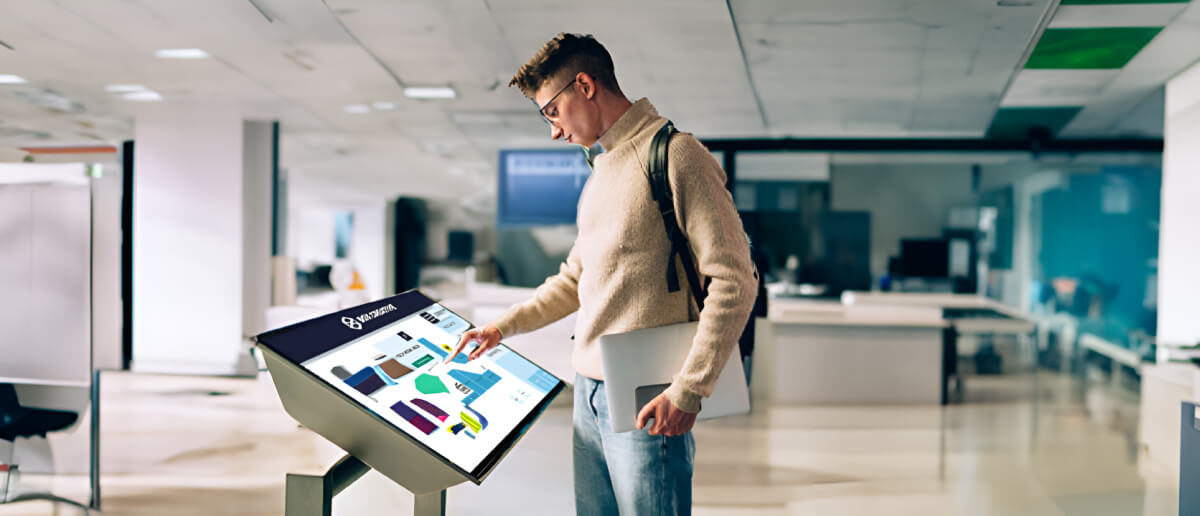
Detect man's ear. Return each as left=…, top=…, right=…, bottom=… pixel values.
left=577, top=72, right=597, bottom=100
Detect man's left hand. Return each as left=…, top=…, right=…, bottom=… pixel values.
left=635, top=393, right=697, bottom=437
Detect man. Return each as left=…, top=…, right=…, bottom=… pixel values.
left=447, top=33, right=756, bottom=515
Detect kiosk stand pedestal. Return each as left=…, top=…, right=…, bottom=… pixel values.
left=256, top=292, right=565, bottom=516
left=284, top=454, right=447, bottom=516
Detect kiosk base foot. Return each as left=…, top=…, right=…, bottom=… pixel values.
left=414, top=490, right=446, bottom=516
left=285, top=455, right=369, bottom=516
left=284, top=454, right=448, bottom=516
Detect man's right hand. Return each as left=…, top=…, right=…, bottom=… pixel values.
left=445, top=324, right=503, bottom=363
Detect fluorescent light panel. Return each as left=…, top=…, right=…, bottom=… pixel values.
left=404, top=86, right=456, bottom=99
left=154, top=48, right=210, bottom=59
left=106, top=84, right=148, bottom=93
left=343, top=104, right=370, bottom=114
left=123, top=91, right=163, bottom=102
left=0, top=74, right=27, bottom=84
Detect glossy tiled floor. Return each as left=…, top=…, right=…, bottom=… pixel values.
left=0, top=368, right=1178, bottom=515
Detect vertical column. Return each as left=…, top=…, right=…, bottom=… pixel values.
left=243, top=121, right=274, bottom=339
left=132, top=107, right=274, bottom=374
left=1160, top=61, right=1200, bottom=346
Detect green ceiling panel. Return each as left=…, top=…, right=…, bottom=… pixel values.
left=986, top=107, right=1083, bottom=140
left=1026, top=28, right=1162, bottom=69
left=1061, top=0, right=1187, bottom=4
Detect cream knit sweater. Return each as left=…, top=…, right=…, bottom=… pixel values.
left=493, top=98, right=757, bottom=413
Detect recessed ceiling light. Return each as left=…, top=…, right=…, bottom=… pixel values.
left=343, top=104, right=370, bottom=114
left=404, top=86, right=456, bottom=100
left=123, top=91, right=163, bottom=102
left=105, top=84, right=148, bottom=93
left=154, top=48, right=210, bottom=59
left=372, top=101, right=397, bottom=110
left=0, top=74, right=27, bottom=84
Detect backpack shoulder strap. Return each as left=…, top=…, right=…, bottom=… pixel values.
left=647, top=121, right=708, bottom=311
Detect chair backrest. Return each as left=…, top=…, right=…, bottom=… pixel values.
left=0, top=384, right=22, bottom=426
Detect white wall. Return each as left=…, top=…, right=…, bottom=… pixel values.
left=830, top=164, right=976, bottom=277
left=132, top=107, right=271, bottom=375
left=290, top=205, right=337, bottom=269
left=1159, top=60, right=1200, bottom=345
left=352, top=202, right=388, bottom=300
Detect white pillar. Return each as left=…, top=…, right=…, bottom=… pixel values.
left=1159, top=62, right=1200, bottom=346
left=132, top=107, right=273, bottom=375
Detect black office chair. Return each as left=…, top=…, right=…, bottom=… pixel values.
left=0, top=383, right=91, bottom=514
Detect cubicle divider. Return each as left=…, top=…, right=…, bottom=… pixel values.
left=0, top=173, right=100, bottom=513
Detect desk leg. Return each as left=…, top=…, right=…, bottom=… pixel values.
left=90, top=370, right=100, bottom=511
left=941, top=326, right=957, bottom=405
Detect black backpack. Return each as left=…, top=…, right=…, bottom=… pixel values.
left=646, top=120, right=765, bottom=362
left=645, top=121, right=708, bottom=311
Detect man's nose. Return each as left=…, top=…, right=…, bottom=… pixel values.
left=550, top=124, right=564, bottom=140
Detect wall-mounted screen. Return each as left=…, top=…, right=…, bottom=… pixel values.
left=497, top=149, right=590, bottom=227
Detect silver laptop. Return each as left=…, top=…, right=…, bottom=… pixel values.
left=598, top=322, right=749, bottom=433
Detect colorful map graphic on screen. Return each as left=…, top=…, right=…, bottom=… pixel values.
left=415, top=374, right=450, bottom=395
left=419, top=337, right=468, bottom=365
left=343, top=366, right=385, bottom=396
left=299, top=299, right=562, bottom=475
left=390, top=400, right=438, bottom=435
left=448, top=369, right=501, bottom=406
left=411, top=398, right=450, bottom=422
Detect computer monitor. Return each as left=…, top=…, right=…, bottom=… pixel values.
left=254, top=290, right=565, bottom=486
left=447, top=230, right=474, bottom=262
left=900, top=238, right=950, bottom=278
left=497, top=149, right=590, bottom=227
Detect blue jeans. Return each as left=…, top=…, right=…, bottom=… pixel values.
left=573, top=374, right=695, bottom=516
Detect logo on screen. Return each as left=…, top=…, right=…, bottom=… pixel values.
left=341, top=316, right=363, bottom=330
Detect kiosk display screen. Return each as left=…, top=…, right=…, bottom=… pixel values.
left=255, top=291, right=564, bottom=481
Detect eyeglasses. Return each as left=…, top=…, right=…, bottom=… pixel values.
left=536, top=78, right=577, bottom=126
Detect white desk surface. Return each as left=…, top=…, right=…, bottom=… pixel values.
left=0, top=377, right=90, bottom=388
left=843, top=291, right=1031, bottom=321
left=768, top=297, right=946, bottom=328
left=768, top=292, right=1036, bottom=335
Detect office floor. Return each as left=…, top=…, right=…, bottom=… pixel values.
left=0, top=368, right=1178, bottom=516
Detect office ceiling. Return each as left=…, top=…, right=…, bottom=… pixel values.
left=0, top=0, right=1195, bottom=203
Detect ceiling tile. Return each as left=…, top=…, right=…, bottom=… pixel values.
left=1025, top=27, right=1164, bottom=69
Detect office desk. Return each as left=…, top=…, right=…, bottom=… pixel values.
left=757, top=298, right=948, bottom=405
left=758, top=293, right=1038, bottom=406
left=846, top=292, right=1037, bottom=390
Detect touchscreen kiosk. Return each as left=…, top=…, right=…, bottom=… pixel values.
left=254, top=290, right=565, bottom=497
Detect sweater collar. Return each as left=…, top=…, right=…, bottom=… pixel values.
left=597, top=98, right=658, bottom=152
